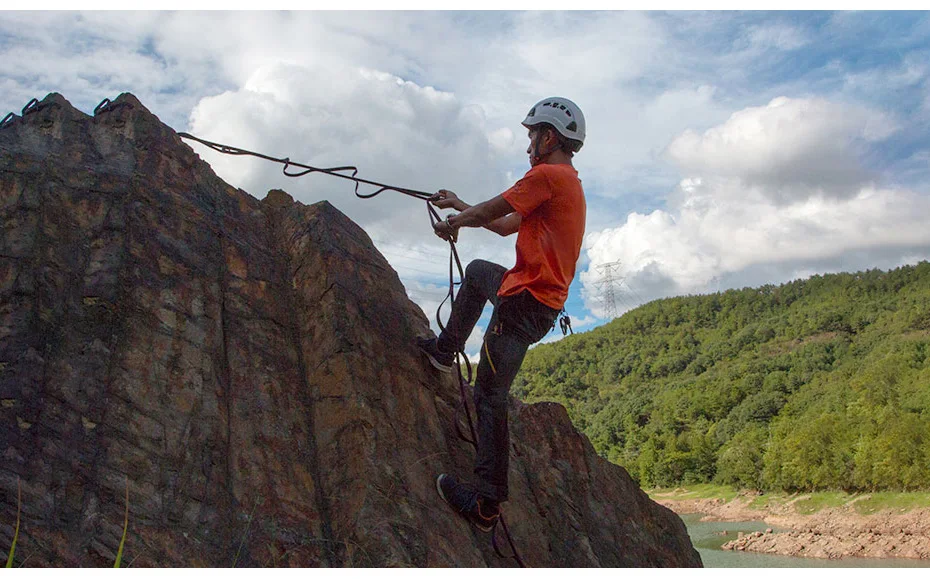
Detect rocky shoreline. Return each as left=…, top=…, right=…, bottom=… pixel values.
left=656, top=495, right=930, bottom=560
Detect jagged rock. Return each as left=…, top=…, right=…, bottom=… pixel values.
left=0, top=92, right=701, bottom=567
left=263, top=189, right=294, bottom=208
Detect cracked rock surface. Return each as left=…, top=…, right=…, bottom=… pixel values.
left=0, top=92, right=701, bottom=567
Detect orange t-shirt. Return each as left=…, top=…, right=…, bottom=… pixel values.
left=498, top=163, right=586, bottom=310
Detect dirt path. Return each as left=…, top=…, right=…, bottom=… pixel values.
left=655, top=494, right=930, bottom=560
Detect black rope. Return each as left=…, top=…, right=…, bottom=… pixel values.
left=176, top=132, right=527, bottom=568
left=178, top=132, right=433, bottom=203
left=427, top=203, right=526, bottom=569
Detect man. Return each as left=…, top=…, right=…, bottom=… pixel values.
left=418, top=97, right=587, bottom=532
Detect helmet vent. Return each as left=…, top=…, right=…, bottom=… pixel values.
left=527, top=107, right=536, bottom=117
left=566, top=121, right=577, bottom=132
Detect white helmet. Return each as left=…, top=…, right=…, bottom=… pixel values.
left=521, top=97, right=586, bottom=152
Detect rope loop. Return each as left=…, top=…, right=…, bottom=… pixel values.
left=0, top=112, right=15, bottom=129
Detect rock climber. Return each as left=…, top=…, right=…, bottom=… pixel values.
left=418, top=97, right=587, bottom=532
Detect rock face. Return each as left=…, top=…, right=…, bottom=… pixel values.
left=0, top=93, right=701, bottom=567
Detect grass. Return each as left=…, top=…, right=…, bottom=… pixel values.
left=647, top=483, right=740, bottom=502
left=853, top=491, right=930, bottom=515
left=233, top=497, right=262, bottom=567
left=5, top=479, right=20, bottom=568
left=114, top=476, right=129, bottom=568
left=5, top=475, right=135, bottom=568
left=747, top=493, right=791, bottom=511
left=793, top=491, right=848, bottom=514
left=649, top=484, right=930, bottom=516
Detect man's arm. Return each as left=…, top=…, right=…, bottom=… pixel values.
left=430, top=190, right=520, bottom=237
left=447, top=194, right=515, bottom=230
left=485, top=212, right=521, bottom=236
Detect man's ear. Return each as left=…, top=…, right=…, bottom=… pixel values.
left=545, top=127, right=557, bottom=146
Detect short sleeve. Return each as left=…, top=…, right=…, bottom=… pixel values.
left=501, top=165, right=553, bottom=217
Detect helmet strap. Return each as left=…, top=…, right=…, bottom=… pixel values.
left=531, top=127, right=559, bottom=165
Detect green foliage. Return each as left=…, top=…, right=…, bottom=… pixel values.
left=516, top=262, right=930, bottom=492
left=715, top=425, right=767, bottom=489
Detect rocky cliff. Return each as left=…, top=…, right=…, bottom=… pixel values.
left=0, top=92, right=701, bottom=567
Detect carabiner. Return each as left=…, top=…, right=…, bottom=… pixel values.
left=94, top=98, right=112, bottom=116
left=21, top=98, right=39, bottom=116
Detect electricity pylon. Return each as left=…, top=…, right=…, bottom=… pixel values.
left=595, top=261, right=625, bottom=320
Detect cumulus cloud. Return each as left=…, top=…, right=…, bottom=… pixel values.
left=665, top=96, right=898, bottom=202
left=582, top=96, right=930, bottom=318
left=185, top=60, right=521, bottom=320
left=6, top=11, right=929, bottom=332
left=188, top=61, right=506, bottom=205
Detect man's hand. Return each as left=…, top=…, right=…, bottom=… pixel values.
left=429, top=189, right=461, bottom=210
left=433, top=215, right=459, bottom=243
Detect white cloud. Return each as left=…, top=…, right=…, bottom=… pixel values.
left=586, top=182, right=930, bottom=297
left=186, top=61, right=514, bottom=241
left=844, top=54, right=928, bottom=93
left=4, top=11, right=929, bottom=332
left=744, top=24, right=810, bottom=51
left=665, top=96, right=898, bottom=203
left=582, top=96, right=930, bottom=318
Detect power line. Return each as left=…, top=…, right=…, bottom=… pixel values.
left=623, top=278, right=648, bottom=305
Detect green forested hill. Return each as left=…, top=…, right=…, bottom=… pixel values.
left=513, top=262, right=930, bottom=492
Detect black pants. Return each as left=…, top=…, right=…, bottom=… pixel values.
left=437, top=259, right=560, bottom=502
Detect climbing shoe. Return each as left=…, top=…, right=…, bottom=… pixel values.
left=436, top=473, right=500, bottom=533
left=417, top=337, right=455, bottom=373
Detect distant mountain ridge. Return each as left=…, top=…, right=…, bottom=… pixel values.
left=515, top=263, right=930, bottom=492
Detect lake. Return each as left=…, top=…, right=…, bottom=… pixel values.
left=681, top=513, right=930, bottom=568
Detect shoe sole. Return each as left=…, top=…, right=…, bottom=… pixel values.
left=421, top=350, right=453, bottom=374
left=435, top=475, right=495, bottom=533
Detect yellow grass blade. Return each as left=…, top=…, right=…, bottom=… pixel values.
left=5, top=479, right=20, bottom=568
left=114, top=476, right=128, bottom=568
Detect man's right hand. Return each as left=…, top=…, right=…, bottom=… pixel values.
left=433, top=216, right=459, bottom=243
left=429, top=189, right=460, bottom=210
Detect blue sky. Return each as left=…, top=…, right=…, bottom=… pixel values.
left=2, top=10, right=929, bottom=358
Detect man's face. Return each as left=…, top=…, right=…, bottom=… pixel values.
left=526, top=127, right=549, bottom=166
